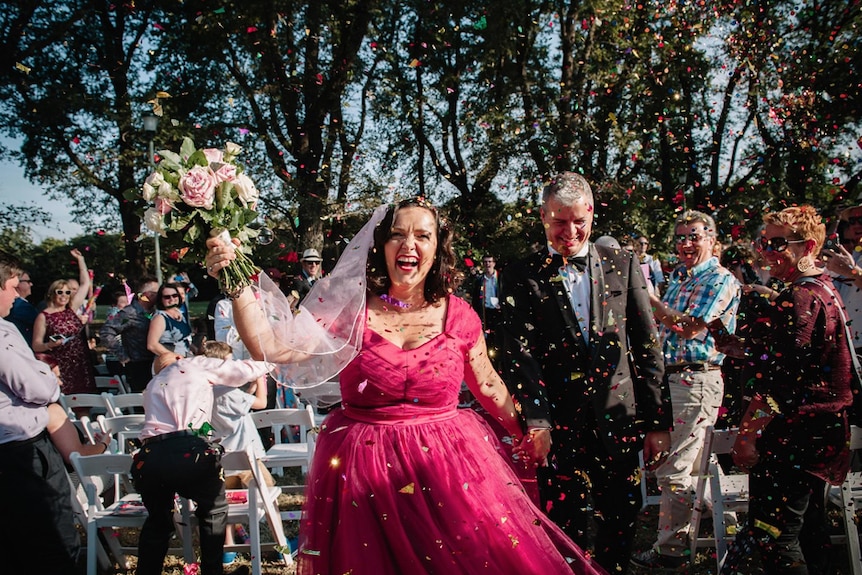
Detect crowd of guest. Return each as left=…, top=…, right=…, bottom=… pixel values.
left=3, top=178, right=862, bottom=574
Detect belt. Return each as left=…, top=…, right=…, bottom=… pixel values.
left=0, top=429, right=50, bottom=452
left=141, top=429, right=199, bottom=446
left=665, top=362, right=721, bottom=374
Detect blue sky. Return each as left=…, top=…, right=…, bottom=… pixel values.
left=0, top=157, right=83, bottom=242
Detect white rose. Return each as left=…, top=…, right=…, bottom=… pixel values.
left=143, top=172, right=165, bottom=201
left=224, top=142, right=242, bottom=160
left=143, top=207, right=167, bottom=236
left=234, top=173, right=259, bottom=207
left=146, top=171, right=165, bottom=187
left=142, top=182, right=156, bottom=202
left=158, top=181, right=176, bottom=199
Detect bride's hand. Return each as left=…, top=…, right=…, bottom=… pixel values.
left=205, top=235, right=240, bottom=278
left=512, top=428, right=551, bottom=468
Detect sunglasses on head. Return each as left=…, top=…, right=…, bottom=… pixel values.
left=55, top=289, right=72, bottom=295
left=756, top=236, right=806, bottom=253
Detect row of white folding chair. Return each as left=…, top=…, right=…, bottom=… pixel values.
left=59, top=392, right=145, bottom=419
left=176, top=447, right=292, bottom=574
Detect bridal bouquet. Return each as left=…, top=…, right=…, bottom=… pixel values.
left=138, top=137, right=263, bottom=296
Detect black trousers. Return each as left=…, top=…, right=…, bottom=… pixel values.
left=538, top=421, right=642, bottom=575
left=0, top=431, right=80, bottom=574
left=131, top=435, right=227, bottom=575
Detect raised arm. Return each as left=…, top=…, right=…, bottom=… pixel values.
left=69, top=249, right=90, bottom=312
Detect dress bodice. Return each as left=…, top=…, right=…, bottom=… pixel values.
left=338, top=296, right=480, bottom=421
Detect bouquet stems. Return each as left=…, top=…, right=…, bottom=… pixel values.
left=221, top=248, right=260, bottom=297
left=212, top=229, right=260, bottom=297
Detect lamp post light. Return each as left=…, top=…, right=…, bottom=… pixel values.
left=143, top=114, right=162, bottom=284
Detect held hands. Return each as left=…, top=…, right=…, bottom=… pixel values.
left=512, top=428, right=551, bottom=468
left=205, top=235, right=240, bottom=278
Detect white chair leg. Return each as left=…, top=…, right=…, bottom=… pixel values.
left=248, top=486, right=262, bottom=575
left=87, top=522, right=99, bottom=575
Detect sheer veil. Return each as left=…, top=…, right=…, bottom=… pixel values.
left=252, top=204, right=389, bottom=389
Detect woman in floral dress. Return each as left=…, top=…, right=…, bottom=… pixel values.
left=32, top=248, right=96, bottom=397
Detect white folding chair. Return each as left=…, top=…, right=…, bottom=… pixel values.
left=249, top=406, right=317, bottom=477
left=104, top=392, right=145, bottom=416
left=69, top=452, right=146, bottom=575
left=59, top=392, right=109, bottom=420
left=176, top=447, right=292, bottom=574
left=65, top=469, right=115, bottom=571
left=829, top=424, right=862, bottom=575
left=689, top=426, right=749, bottom=570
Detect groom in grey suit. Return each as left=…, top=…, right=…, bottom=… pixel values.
left=500, top=172, right=672, bottom=574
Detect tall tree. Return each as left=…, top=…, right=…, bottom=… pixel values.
left=0, top=1, right=166, bottom=278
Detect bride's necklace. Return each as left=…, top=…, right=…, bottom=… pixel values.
left=379, top=293, right=411, bottom=309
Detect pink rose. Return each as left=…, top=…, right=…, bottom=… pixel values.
left=202, top=148, right=223, bottom=164
left=178, top=166, right=217, bottom=209
left=212, top=162, right=237, bottom=184
left=154, top=197, right=173, bottom=215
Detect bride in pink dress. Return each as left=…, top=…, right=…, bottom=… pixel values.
left=206, top=198, right=605, bottom=575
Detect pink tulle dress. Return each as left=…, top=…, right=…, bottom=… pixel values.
left=297, top=296, right=605, bottom=575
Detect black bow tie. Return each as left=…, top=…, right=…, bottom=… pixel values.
left=568, top=256, right=588, bottom=272
left=549, top=253, right=588, bottom=272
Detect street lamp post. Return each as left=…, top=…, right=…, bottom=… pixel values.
left=143, top=114, right=162, bottom=284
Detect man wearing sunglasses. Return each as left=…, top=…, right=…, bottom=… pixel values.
left=632, top=210, right=740, bottom=571
left=290, top=248, right=323, bottom=308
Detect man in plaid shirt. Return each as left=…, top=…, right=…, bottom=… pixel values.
left=632, top=210, right=740, bottom=571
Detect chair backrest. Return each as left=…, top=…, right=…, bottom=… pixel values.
left=69, top=452, right=135, bottom=510
left=96, top=414, right=146, bottom=456
left=706, top=426, right=739, bottom=456
left=60, top=393, right=110, bottom=419
left=249, top=406, right=315, bottom=443
left=104, top=393, right=145, bottom=416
